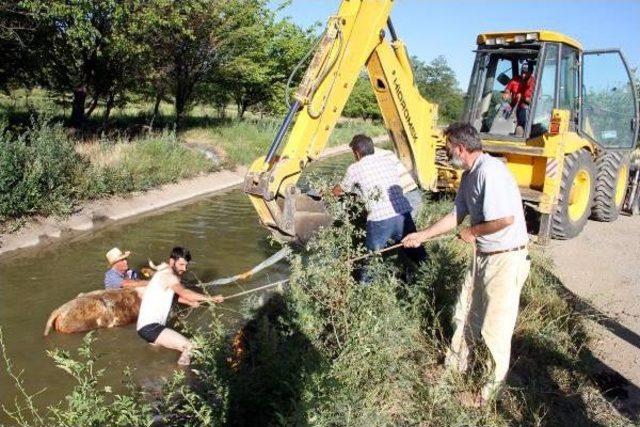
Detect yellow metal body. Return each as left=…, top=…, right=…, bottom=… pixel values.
left=244, top=0, right=442, bottom=238
left=244, top=1, right=627, bottom=242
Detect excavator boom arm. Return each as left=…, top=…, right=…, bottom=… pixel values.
left=244, top=0, right=442, bottom=241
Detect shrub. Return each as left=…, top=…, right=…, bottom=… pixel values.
left=0, top=118, right=218, bottom=222
left=0, top=117, right=86, bottom=221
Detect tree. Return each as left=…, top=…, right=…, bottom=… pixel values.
left=343, top=73, right=381, bottom=120
left=20, top=0, right=157, bottom=128
left=0, top=1, right=46, bottom=94
left=215, top=5, right=314, bottom=119
left=412, top=55, right=464, bottom=124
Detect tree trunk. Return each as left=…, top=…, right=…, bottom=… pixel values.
left=217, top=102, right=226, bottom=119
left=175, top=91, right=186, bottom=130
left=102, top=93, right=115, bottom=129
left=85, top=95, right=99, bottom=118
left=239, top=101, right=248, bottom=119
left=149, top=88, right=163, bottom=129
left=71, top=86, right=87, bottom=128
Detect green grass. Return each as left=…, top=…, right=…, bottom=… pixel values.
left=181, top=118, right=386, bottom=166
left=78, top=132, right=219, bottom=199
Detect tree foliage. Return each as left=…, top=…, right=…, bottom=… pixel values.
left=18, top=0, right=160, bottom=127
left=2, top=1, right=465, bottom=129
left=412, top=55, right=464, bottom=124
left=343, top=73, right=381, bottom=121
left=341, top=57, right=464, bottom=125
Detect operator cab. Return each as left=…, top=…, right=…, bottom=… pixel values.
left=462, top=31, right=638, bottom=149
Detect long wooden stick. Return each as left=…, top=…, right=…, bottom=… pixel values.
left=346, top=234, right=454, bottom=264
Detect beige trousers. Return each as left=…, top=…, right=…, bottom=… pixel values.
left=446, top=248, right=531, bottom=396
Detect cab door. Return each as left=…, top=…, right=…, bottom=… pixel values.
left=581, top=49, right=639, bottom=149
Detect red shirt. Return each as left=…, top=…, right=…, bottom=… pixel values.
left=505, top=75, right=535, bottom=106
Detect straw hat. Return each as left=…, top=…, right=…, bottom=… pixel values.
left=106, top=247, right=131, bottom=266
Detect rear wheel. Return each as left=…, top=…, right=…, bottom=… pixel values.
left=551, top=149, right=595, bottom=239
left=591, top=151, right=630, bottom=222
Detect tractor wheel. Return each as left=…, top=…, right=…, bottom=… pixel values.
left=551, top=149, right=596, bottom=239
left=591, top=151, right=630, bottom=222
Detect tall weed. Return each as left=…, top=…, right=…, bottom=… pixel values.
left=0, top=117, right=85, bottom=220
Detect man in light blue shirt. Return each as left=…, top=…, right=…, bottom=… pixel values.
left=104, top=247, right=148, bottom=290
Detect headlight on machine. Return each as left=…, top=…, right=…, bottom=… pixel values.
left=525, top=32, right=539, bottom=41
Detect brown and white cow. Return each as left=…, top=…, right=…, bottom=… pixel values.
left=43, top=288, right=141, bottom=336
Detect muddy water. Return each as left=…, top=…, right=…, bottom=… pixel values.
left=0, top=155, right=351, bottom=421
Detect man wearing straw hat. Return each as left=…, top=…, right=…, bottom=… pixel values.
left=402, top=122, right=530, bottom=406
left=104, top=247, right=148, bottom=291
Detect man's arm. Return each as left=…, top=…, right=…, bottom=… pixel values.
left=170, top=282, right=224, bottom=305
left=402, top=212, right=458, bottom=248
left=458, top=216, right=514, bottom=243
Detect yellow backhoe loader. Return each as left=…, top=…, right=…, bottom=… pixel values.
left=244, top=0, right=639, bottom=244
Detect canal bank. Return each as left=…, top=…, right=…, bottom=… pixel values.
left=0, top=142, right=376, bottom=258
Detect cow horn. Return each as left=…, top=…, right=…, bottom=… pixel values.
left=148, top=259, right=158, bottom=270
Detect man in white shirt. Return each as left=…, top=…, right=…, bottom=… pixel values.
left=137, top=246, right=224, bottom=365
left=332, top=134, right=425, bottom=264
left=375, top=147, right=423, bottom=219
left=403, top=122, right=530, bottom=405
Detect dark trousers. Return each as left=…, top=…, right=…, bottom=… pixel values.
left=516, top=105, right=529, bottom=128
left=365, top=212, right=426, bottom=264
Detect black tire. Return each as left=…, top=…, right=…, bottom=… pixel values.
left=551, top=149, right=596, bottom=240
left=591, top=151, right=630, bottom=222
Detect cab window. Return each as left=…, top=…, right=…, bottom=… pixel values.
left=466, top=51, right=538, bottom=137
left=559, top=45, right=579, bottom=129
left=531, top=44, right=558, bottom=137
left=582, top=50, right=638, bottom=149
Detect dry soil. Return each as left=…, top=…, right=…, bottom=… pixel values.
left=547, top=215, right=640, bottom=416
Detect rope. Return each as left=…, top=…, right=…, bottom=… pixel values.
left=176, top=279, right=289, bottom=321
left=203, top=248, right=290, bottom=288
left=224, top=279, right=289, bottom=300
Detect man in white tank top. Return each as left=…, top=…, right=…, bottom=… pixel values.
left=137, top=246, right=223, bottom=365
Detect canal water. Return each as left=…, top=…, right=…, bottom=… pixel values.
left=0, top=155, right=352, bottom=421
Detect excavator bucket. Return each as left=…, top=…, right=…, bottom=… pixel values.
left=284, top=190, right=332, bottom=244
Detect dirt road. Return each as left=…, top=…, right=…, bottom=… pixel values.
left=547, top=215, right=640, bottom=415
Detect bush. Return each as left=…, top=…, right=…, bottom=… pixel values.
left=0, top=117, right=86, bottom=221
left=0, top=118, right=218, bottom=223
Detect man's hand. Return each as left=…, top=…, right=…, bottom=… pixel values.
left=209, top=295, right=224, bottom=304
left=458, top=226, right=476, bottom=244
left=402, top=231, right=425, bottom=248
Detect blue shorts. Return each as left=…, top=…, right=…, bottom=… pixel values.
left=137, top=323, right=165, bottom=343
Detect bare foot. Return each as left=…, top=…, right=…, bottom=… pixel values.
left=177, top=351, right=191, bottom=366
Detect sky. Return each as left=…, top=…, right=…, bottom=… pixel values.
left=271, top=0, right=640, bottom=90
